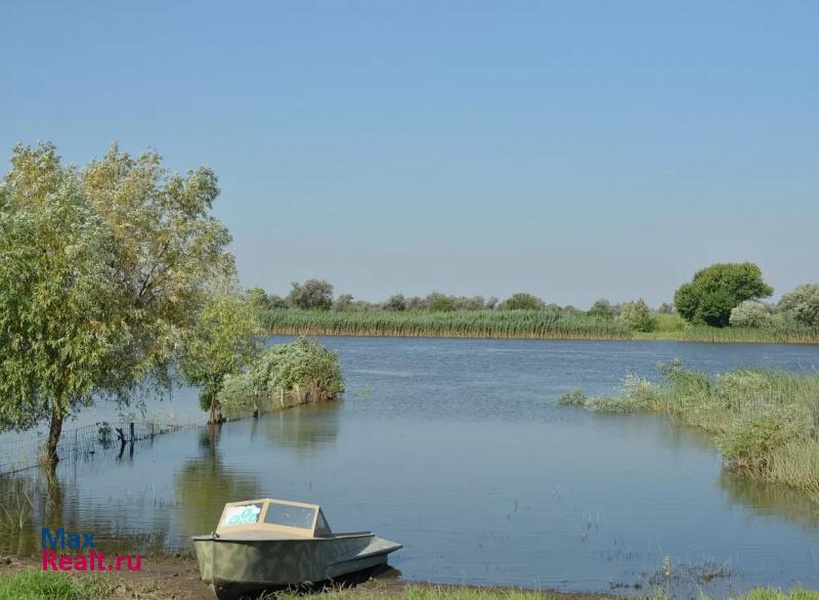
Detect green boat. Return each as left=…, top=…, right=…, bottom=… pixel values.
left=193, top=498, right=402, bottom=597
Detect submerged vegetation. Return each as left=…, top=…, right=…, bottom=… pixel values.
left=217, top=337, right=345, bottom=420
left=560, top=362, right=819, bottom=495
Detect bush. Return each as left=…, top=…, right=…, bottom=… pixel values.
left=778, top=284, right=819, bottom=327
left=217, top=337, right=344, bottom=415
left=557, top=389, right=588, bottom=406
left=502, top=292, right=545, bottom=310
left=617, top=299, right=658, bottom=332
left=730, top=300, right=773, bottom=328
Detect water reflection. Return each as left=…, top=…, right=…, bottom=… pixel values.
left=1, top=338, right=819, bottom=594
left=262, top=401, right=340, bottom=453
left=173, top=427, right=261, bottom=539
left=719, top=470, right=819, bottom=528
left=0, top=466, right=173, bottom=557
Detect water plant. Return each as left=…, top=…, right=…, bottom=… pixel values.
left=562, top=363, right=819, bottom=494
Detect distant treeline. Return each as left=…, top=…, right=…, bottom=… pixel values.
left=247, top=267, right=819, bottom=342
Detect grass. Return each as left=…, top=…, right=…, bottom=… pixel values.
left=265, top=585, right=819, bottom=600
left=3, top=567, right=819, bottom=600
left=559, top=363, right=819, bottom=494
left=0, top=569, right=113, bottom=600
left=259, top=309, right=819, bottom=344
left=261, top=309, right=638, bottom=341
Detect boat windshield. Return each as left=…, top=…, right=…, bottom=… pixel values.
left=220, top=502, right=264, bottom=527
left=264, top=502, right=316, bottom=530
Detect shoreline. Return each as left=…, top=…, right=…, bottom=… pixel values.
left=267, top=328, right=819, bottom=345
left=0, top=554, right=616, bottom=600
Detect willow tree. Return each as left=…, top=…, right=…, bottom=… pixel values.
left=0, top=142, right=235, bottom=463
left=179, top=290, right=261, bottom=425
left=0, top=170, right=130, bottom=463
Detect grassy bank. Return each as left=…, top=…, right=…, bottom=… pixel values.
left=2, top=567, right=819, bottom=600
left=260, top=310, right=819, bottom=344
left=560, top=363, right=819, bottom=495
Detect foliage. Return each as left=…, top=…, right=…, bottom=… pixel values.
left=287, top=279, right=333, bottom=310
left=218, top=337, right=344, bottom=415
left=0, top=142, right=234, bottom=462
left=588, top=298, right=615, bottom=319
left=245, top=286, right=271, bottom=311
left=178, top=289, right=261, bottom=423
left=0, top=159, right=131, bottom=463
left=557, top=389, right=588, bottom=406
left=501, top=292, right=545, bottom=311
left=383, top=294, right=408, bottom=311
left=563, top=362, right=819, bottom=493
left=82, top=143, right=235, bottom=382
left=426, top=292, right=457, bottom=312
left=730, top=300, right=773, bottom=328
left=674, top=262, right=773, bottom=327
left=617, top=298, right=658, bottom=332
left=778, top=284, right=819, bottom=327
left=333, top=293, right=355, bottom=311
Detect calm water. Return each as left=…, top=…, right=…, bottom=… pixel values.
left=2, top=338, right=819, bottom=596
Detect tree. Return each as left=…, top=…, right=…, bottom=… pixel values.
left=502, top=292, right=545, bottom=310
left=333, top=293, right=355, bottom=311
left=0, top=142, right=235, bottom=462
left=588, top=298, right=615, bottom=319
left=426, top=292, right=457, bottom=312
left=179, top=289, right=261, bottom=424
left=80, top=143, right=235, bottom=391
left=0, top=166, right=130, bottom=464
left=778, top=284, right=819, bottom=327
left=674, top=262, right=773, bottom=327
left=245, top=287, right=271, bottom=312
left=617, top=299, right=658, bottom=332
left=287, top=279, right=333, bottom=310
left=383, top=294, right=407, bottom=311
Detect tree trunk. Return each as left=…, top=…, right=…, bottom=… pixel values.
left=208, top=391, right=224, bottom=425
left=43, top=407, right=63, bottom=466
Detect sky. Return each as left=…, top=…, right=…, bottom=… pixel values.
left=2, top=1, right=817, bottom=308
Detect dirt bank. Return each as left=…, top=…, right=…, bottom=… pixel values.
left=0, top=554, right=613, bottom=600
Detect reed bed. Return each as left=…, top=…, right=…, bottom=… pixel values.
left=560, top=364, right=819, bottom=495
left=260, top=310, right=819, bottom=343
left=260, top=309, right=634, bottom=340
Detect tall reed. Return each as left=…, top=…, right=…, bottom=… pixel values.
left=560, top=363, right=819, bottom=494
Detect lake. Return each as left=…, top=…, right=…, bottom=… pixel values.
left=2, top=337, right=819, bottom=596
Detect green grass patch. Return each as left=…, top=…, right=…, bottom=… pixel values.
left=0, top=569, right=113, bottom=600
left=560, top=362, right=819, bottom=494
left=268, top=585, right=819, bottom=600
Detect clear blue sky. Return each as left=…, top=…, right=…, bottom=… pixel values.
left=2, top=1, right=816, bottom=307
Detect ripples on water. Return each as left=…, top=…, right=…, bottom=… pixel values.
left=1, top=338, right=818, bottom=596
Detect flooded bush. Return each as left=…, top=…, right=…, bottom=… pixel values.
left=218, top=337, right=344, bottom=419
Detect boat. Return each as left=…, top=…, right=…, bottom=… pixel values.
left=192, top=498, right=402, bottom=597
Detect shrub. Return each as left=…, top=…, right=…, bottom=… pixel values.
left=617, top=299, right=658, bottom=332
left=730, top=300, right=773, bottom=328
left=778, top=284, right=819, bottom=327
left=218, top=337, right=345, bottom=415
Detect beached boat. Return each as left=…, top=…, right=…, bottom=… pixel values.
left=193, top=498, right=402, bottom=597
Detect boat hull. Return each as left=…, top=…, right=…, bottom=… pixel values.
left=193, top=533, right=401, bottom=594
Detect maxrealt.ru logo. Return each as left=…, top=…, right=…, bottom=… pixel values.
left=41, top=528, right=142, bottom=572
